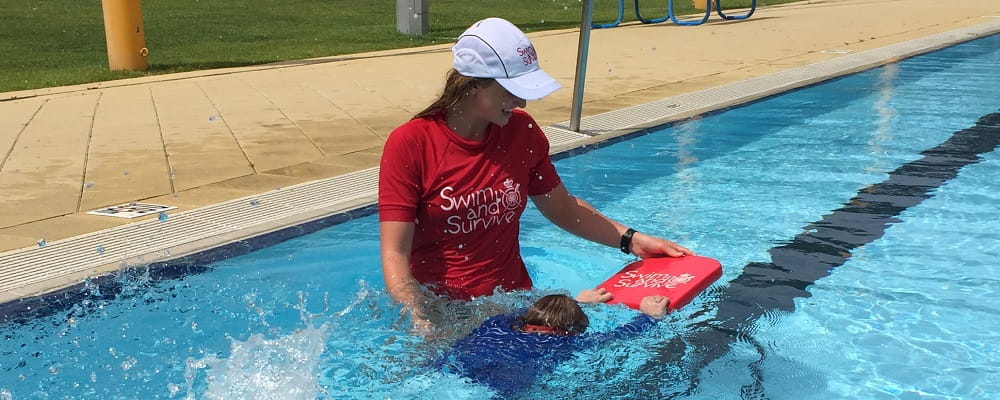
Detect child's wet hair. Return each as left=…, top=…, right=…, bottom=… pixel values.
left=520, top=294, right=589, bottom=334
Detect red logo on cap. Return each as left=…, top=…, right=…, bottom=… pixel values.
left=516, top=46, right=538, bottom=66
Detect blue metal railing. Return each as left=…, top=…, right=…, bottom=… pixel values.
left=668, top=0, right=712, bottom=26
left=592, top=0, right=625, bottom=29
left=634, top=0, right=670, bottom=24
left=715, top=0, right=757, bottom=20
left=591, top=0, right=756, bottom=29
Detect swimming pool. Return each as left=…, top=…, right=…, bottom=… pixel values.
left=2, top=33, right=998, bottom=399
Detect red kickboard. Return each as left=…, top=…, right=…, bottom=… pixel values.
left=597, top=255, right=722, bottom=312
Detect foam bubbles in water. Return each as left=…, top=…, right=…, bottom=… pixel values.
left=187, top=323, right=330, bottom=400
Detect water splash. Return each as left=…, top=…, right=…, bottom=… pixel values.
left=192, top=323, right=329, bottom=400
left=36, top=238, right=46, bottom=248
left=182, top=292, right=332, bottom=400
left=158, top=212, right=169, bottom=222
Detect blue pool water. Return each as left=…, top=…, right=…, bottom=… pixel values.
left=2, top=34, right=999, bottom=399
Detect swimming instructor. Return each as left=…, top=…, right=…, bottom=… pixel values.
left=378, top=18, right=692, bottom=325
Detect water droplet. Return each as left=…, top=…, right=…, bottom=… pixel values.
left=90, top=372, right=97, bottom=382
left=48, top=366, right=59, bottom=374
left=163, top=249, right=171, bottom=257
left=209, top=116, right=216, bottom=122
left=36, top=238, right=46, bottom=247
left=540, top=19, right=545, bottom=23
left=158, top=211, right=168, bottom=222
left=652, top=47, right=657, bottom=51
left=96, top=245, right=105, bottom=254
left=123, top=171, right=129, bottom=176
left=458, top=244, right=464, bottom=249
left=167, top=383, right=180, bottom=396
left=527, top=123, right=533, bottom=128
left=537, top=175, right=543, bottom=180
left=249, top=199, right=260, bottom=206
left=121, top=356, right=137, bottom=371
left=85, top=181, right=94, bottom=189
left=564, top=6, right=568, bottom=10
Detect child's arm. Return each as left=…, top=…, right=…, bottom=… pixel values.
left=576, top=296, right=670, bottom=343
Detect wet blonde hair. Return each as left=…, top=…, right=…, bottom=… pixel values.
left=413, top=69, right=494, bottom=120
left=520, top=294, right=590, bottom=334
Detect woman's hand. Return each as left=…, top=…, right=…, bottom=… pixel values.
left=576, top=287, right=613, bottom=304
left=629, top=231, right=694, bottom=258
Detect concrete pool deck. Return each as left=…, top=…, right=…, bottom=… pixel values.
left=2, top=0, right=999, bottom=303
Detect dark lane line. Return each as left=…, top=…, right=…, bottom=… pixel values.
left=648, top=110, right=1000, bottom=398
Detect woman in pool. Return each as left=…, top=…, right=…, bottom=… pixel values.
left=378, top=17, right=692, bottom=326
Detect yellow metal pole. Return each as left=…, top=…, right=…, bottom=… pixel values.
left=101, top=0, right=149, bottom=71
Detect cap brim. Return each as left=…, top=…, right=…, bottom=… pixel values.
left=495, top=69, right=562, bottom=101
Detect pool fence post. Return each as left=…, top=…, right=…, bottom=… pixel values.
left=396, top=0, right=429, bottom=35
left=100, top=0, right=149, bottom=71
left=570, top=0, right=595, bottom=133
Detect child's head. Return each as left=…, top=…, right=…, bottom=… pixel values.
left=520, top=294, right=589, bottom=335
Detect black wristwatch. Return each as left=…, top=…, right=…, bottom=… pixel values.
left=619, top=228, right=637, bottom=254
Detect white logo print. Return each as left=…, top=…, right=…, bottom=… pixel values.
left=439, top=179, right=523, bottom=234
left=499, top=179, right=521, bottom=211
left=612, top=271, right=696, bottom=289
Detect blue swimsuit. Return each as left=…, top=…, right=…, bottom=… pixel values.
left=435, top=310, right=658, bottom=397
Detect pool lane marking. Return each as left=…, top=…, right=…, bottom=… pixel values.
left=650, top=110, right=1000, bottom=395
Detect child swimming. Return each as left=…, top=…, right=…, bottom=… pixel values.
left=434, top=291, right=669, bottom=397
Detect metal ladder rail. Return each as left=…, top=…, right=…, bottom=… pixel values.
left=634, top=0, right=670, bottom=24
left=668, top=0, right=712, bottom=26
left=715, top=0, right=756, bottom=20
left=592, top=0, right=626, bottom=29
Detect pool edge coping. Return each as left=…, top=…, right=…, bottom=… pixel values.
left=2, top=20, right=999, bottom=306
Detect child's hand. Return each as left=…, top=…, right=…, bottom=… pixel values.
left=576, top=287, right=613, bottom=304
left=639, top=295, right=669, bottom=318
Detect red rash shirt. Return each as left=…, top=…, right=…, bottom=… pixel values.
left=378, top=110, right=561, bottom=300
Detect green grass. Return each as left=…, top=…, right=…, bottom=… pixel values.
left=0, top=0, right=794, bottom=92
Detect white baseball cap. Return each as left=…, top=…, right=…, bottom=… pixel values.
left=452, top=18, right=562, bottom=101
